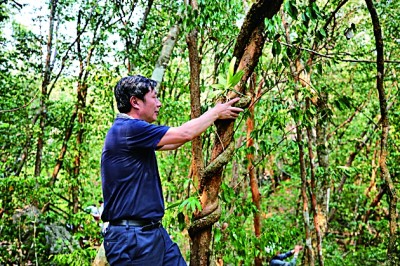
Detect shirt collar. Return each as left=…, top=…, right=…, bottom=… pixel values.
left=117, top=113, right=134, bottom=119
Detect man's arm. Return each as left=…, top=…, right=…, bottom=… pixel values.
left=273, top=251, right=294, bottom=261
left=157, top=143, right=185, bottom=151
left=157, top=98, right=243, bottom=148
left=270, top=246, right=302, bottom=266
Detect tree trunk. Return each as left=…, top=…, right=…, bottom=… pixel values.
left=71, top=4, right=102, bottom=214
left=185, top=1, right=210, bottom=264
left=365, top=0, right=398, bottom=263
left=305, top=122, right=321, bottom=266
left=294, top=90, right=314, bottom=266
left=313, top=91, right=329, bottom=266
left=72, top=83, right=86, bottom=214
left=14, top=112, right=40, bottom=176
left=188, top=1, right=283, bottom=265
left=152, top=24, right=180, bottom=87
left=50, top=108, right=78, bottom=186
left=185, top=0, right=204, bottom=193
left=34, top=0, right=58, bottom=177
left=282, top=1, right=353, bottom=263
left=14, top=0, right=95, bottom=178
left=282, top=13, right=315, bottom=264
left=247, top=74, right=262, bottom=266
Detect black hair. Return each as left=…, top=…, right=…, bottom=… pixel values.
left=114, top=75, right=158, bottom=113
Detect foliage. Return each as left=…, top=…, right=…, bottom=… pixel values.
left=210, top=57, right=245, bottom=100
left=50, top=247, right=98, bottom=266
left=0, top=0, right=399, bottom=265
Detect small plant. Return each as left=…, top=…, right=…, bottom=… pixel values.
left=208, top=57, right=245, bottom=101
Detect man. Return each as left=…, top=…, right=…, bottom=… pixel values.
left=101, top=75, right=243, bottom=265
left=269, top=245, right=303, bottom=266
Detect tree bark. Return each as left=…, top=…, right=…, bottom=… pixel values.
left=152, top=24, right=180, bottom=87
left=305, top=99, right=323, bottom=266
left=247, top=74, right=262, bottom=266
left=314, top=91, right=329, bottom=266
left=365, top=0, right=398, bottom=263
left=185, top=1, right=204, bottom=193
left=294, top=90, right=314, bottom=266
left=186, top=1, right=210, bottom=263
left=186, top=29, right=204, bottom=189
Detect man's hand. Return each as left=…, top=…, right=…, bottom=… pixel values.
left=294, top=245, right=303, bottom=254
left=213, top=98, right=244, bottom=120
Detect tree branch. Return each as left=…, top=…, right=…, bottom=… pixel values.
left=279, top=41, right=400, bottom=64
left=188, top=205, right=221, bottom=237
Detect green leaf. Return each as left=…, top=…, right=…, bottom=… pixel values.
left=319, top=28, right=327, bottom=38
left=228, top=57, right=236, bottom=78
left=227, top=70, right=244, bottom=88
left=272, top=41, right=281, bottom=57
left=0, top=123, right=10, bottom=129
left=285, top=1, right=298, bottom=19
left=214, top=229, right=222, bottom=243
left=226, top=57, right=237, bottom=86
left=211, top=84, right=225, bottom=90
left=316, top=63, right=323, bottom=74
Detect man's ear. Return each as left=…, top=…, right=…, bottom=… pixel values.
left=130, top=96, right=140, bottom=109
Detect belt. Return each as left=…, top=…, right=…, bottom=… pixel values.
left=109, top=219, right=162, bottom=231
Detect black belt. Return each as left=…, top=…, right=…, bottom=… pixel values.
left=109, top=219, right=162, bottom=231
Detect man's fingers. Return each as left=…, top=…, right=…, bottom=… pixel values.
left=227, top=98, right=245, bottom=113
left=230, top=107, right=244, bottom=113
left=226, top=97, right=240, bottom=105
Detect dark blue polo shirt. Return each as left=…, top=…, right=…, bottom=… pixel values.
left=101, top=116, right=169, bottom=222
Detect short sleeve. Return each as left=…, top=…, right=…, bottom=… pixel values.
left=125, top=119, right=169, bottom=149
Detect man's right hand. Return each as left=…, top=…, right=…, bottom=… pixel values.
left=294, top=245, right=303, bottom=253
left=213, top=97, right=244, bottom=120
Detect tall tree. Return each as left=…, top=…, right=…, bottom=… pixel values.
left=34, top=0, right=58, bottom=177
left=188, top=1, right=284, bottom=264
left=246, top=74, right=263, bottom=266
left=365, top=0, right=398, bottom=263
left=185, top=0, right=204, bottom=196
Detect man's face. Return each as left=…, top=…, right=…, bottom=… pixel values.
left=138, top=89, right=162, bottom=123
